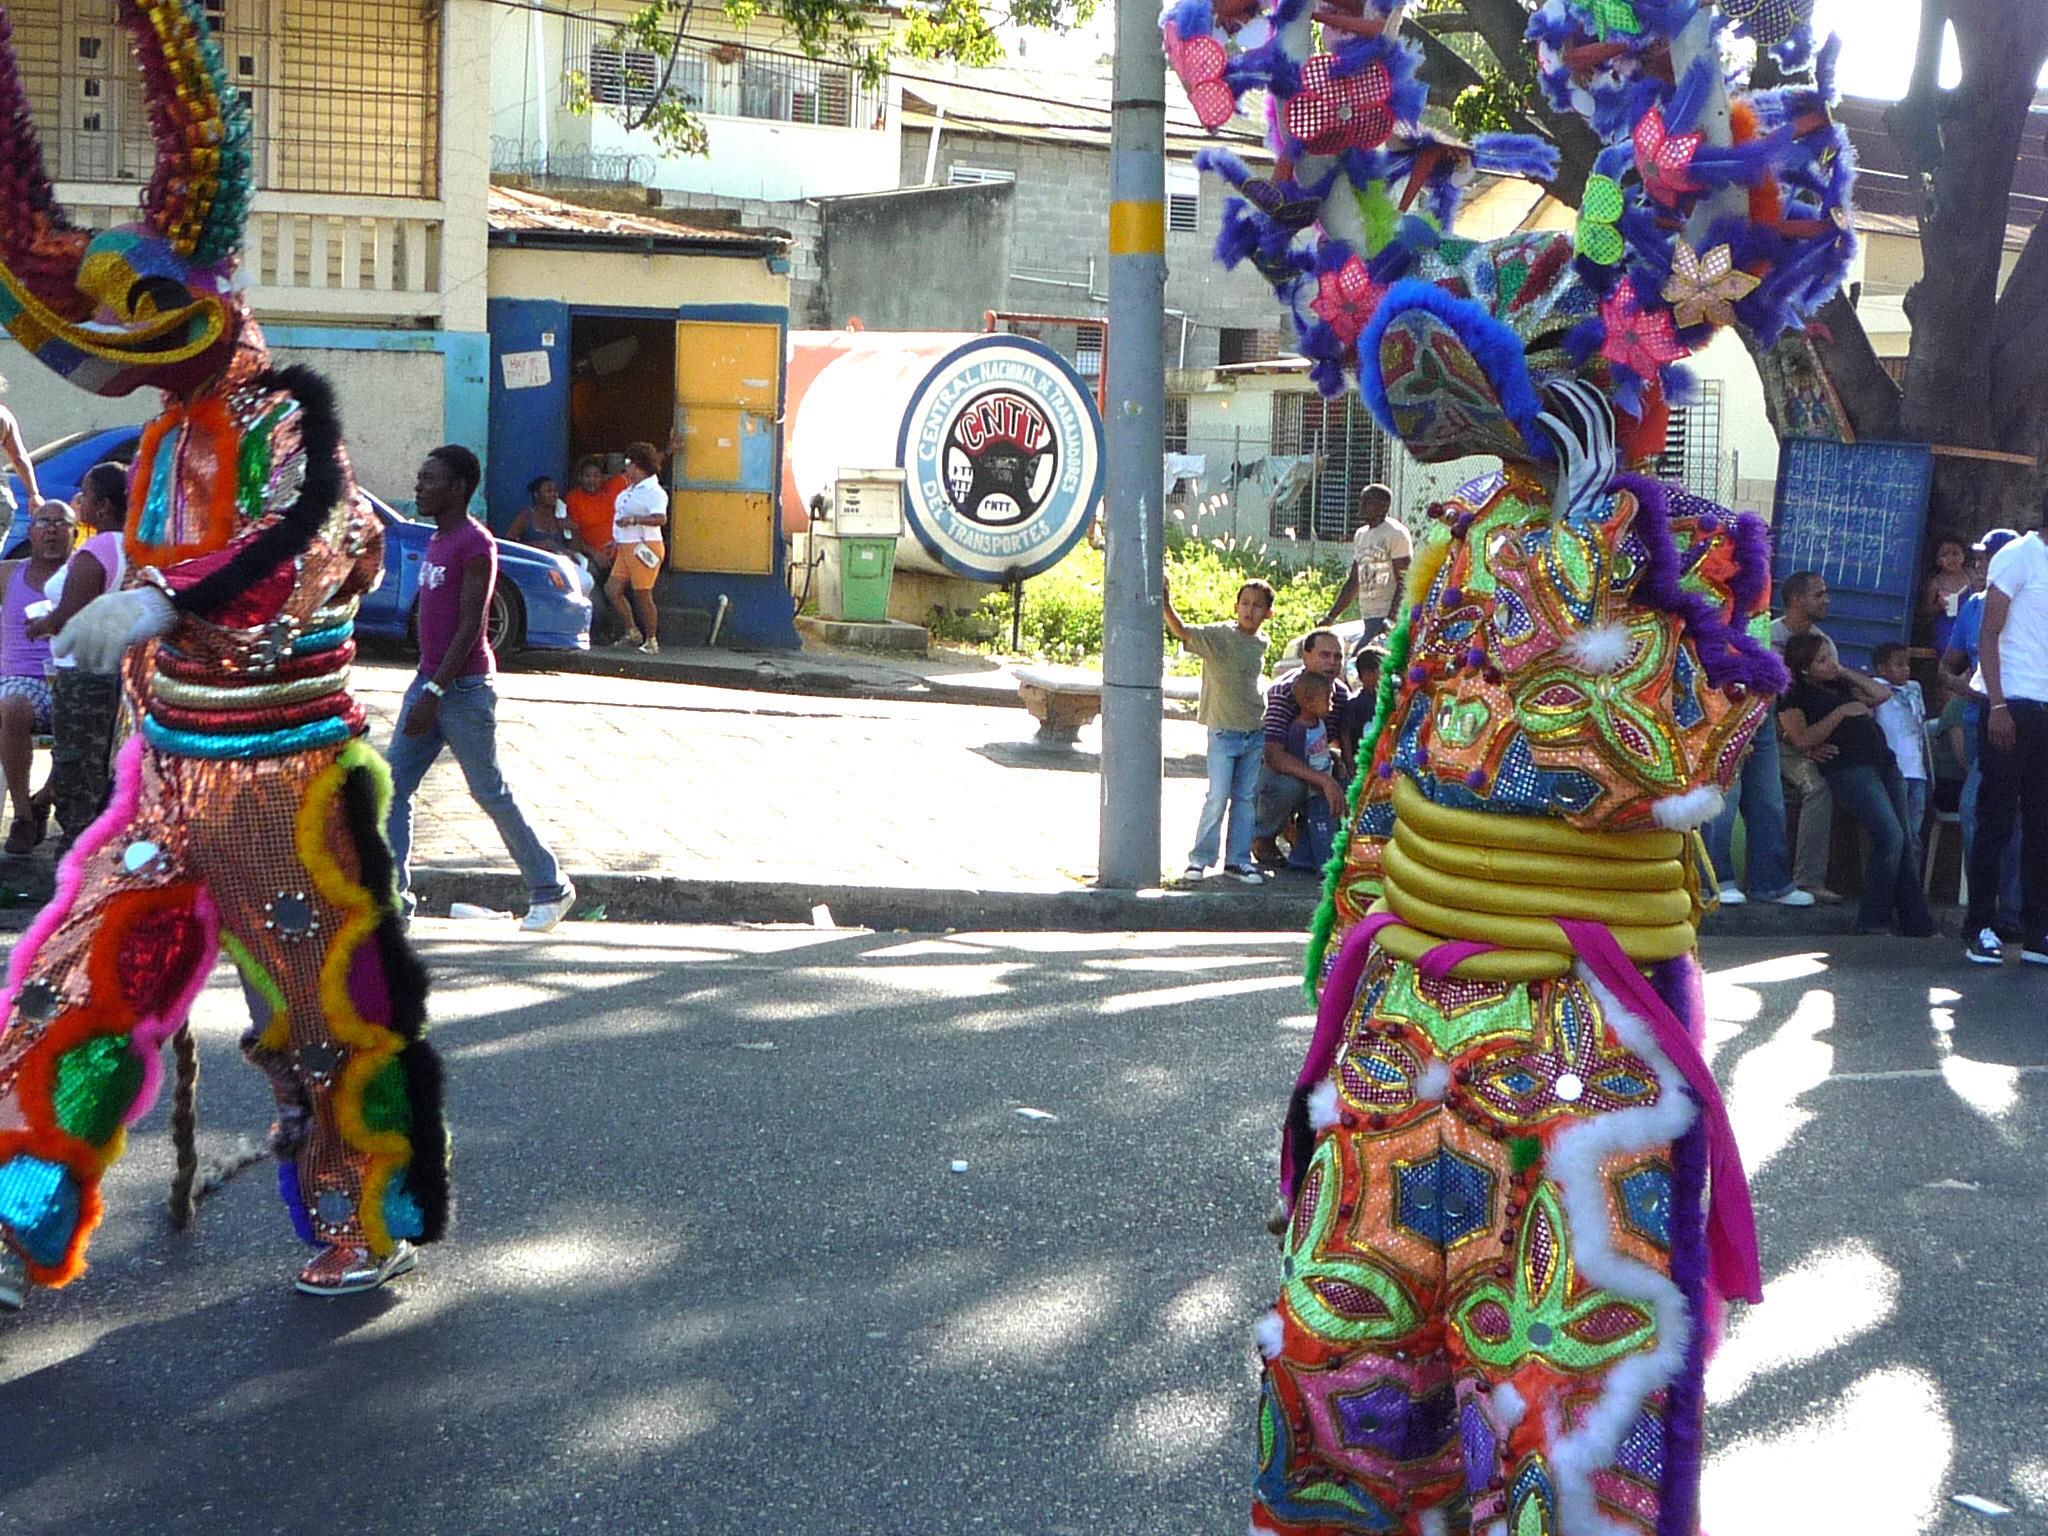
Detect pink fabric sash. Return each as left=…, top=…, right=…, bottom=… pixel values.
left=1559, top=918, right=1763, bottom=1305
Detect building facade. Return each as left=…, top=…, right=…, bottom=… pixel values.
left=2, top=0, right=493, bottom=507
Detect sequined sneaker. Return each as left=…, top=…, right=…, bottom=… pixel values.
left=295, top=1240, right=418, bottom=1297
left=0, top=1248, right=26, bottom=1311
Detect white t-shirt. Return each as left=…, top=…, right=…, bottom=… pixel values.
left=1351, top=516, right=1412, bottom=619
left=1875, top=680, right=1929, bottom=781
left=612, top=477, right=668, bottom=546
left=1971, top=531, right=2048, bottom=704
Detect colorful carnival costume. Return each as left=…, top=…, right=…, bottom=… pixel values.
left=0, top=0, right=447, bottom=1303
left=1159, top=0, right=1856, bottom=1529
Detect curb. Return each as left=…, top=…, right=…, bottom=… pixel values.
left=535, top=645, right=1030, bottom=709
left=410, top=868, right=1326, bottom=933
left=406, top=867, right=1908, bottom=939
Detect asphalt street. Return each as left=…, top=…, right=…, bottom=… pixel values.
left=1, top=926, right=2044, bottom=1535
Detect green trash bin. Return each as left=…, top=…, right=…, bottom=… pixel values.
left=836, top=536, right=896, bottom=622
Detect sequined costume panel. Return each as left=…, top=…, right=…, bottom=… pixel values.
left=0, top=733, right=444, bottom=1284
left=1254, top=955, right=1702, bottom=1536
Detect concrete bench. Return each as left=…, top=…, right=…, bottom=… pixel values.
left=1012, top=668, right=1205, bottom=742
left=1013, top=665, right=1104, bottom=744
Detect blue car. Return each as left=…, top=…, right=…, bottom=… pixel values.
left=7, top=426, right=591, bottom=655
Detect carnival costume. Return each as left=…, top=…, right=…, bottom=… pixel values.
left=1160, top=0, right=1857, bottom=1529
left=0, top=0, right=448, bottom=1301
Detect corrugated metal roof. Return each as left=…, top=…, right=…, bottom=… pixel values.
left=488, top=184, right=790, bottom=252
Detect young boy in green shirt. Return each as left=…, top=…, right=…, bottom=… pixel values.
left=1165, top=575, right=1275, bottom=882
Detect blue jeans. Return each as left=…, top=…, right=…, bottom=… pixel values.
left=1190, top=727, right=1264, bottom=869
left=1901, top=775, right=1929, bottom=882
left=1827, top=761, right=1935, bottom=934
left=385, top=673, right=567, bottom=909
left=1705, top=724, right=1795, bottom=898
left=1959, top=700, right=2024, bottom=925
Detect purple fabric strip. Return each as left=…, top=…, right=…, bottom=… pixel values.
left=1652, top=953, right=1719, bottom=1536
left=1417, top=939, right=1503, bottom=978
left=1558, top=919, right=1763, bottom=1305
left=1281, top=913, right=1400, bottom=1199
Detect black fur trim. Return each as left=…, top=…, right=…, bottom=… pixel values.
left=340, top=760, right=451, bottom=1243
left=171, top=363, right=346, bottom=620
left=1284, top=1087, right=1314, bottom=1208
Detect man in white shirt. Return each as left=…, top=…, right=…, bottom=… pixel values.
left=1964, top=501, right=2048, bottom=965
left=1319, top=484, right=1411, bottom=646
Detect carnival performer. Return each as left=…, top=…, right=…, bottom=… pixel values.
left=0, top=0, right=448, bottom=1311
left=1159, top=0, right=1858, bottom=1529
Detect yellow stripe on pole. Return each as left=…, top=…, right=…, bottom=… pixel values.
left=1108, top=200, right=1165, bottom=256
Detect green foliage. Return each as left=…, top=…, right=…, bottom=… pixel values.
left=946, top=529, right=1347, bottom=673
left=1450, top=63, right=1533, bottom=138
left=568, top=0, right=1096, bottom=159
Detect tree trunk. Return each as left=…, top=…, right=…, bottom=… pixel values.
left=1897, top=0, right=2048, bottom=541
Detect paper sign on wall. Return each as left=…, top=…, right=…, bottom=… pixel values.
left=501, top=349, right=552, bottom=390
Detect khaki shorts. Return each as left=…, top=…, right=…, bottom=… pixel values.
left=615, top=541, right=664, bottom=591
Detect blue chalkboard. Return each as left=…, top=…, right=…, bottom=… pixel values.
left=1771, top=438, right=1934, bottom=670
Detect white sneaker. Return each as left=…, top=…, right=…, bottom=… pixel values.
left=1180, top=864, right=1206, bottom=882
left=1224, top=864, right=1267, bottom=884
left=1770, top=887, right=1816, bottom=908
left=521, top=881, right=577, bottom=933
left=1716, top=884, right=1747, bottom=907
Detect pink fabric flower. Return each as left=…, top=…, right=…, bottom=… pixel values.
left=1283, top=53, right=1395, bottom=157
left=1633, top=107, right=1702, bottom=208
left=1164, top=23, right=1235, bottom=130
left=1311, top=255, right=1385, bottom=345
left=1599, top=277, right=1686, bottom=377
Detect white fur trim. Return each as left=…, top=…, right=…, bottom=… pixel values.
left=1542, top=963, right=1701, bottom=1536
left=1651, top=784, right=1724, bottom=831
left=1255, top=1308, right=1286, bottom=1360
left=1562, top=622, right=1633, bottom=675
left=1490, top=1381, right=1528, bottom=1431
left=1415, top=1059, right=1452, bottom=1102
left=1308, top=1080, right=1342, bottom=1131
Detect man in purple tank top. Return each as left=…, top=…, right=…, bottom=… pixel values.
left=383, top=446, right=574, bottom=932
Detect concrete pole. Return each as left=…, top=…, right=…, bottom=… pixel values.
left=1098, top=0, right=1167, bottom=889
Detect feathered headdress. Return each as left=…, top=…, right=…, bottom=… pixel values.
left=1163, top=0, right=1855, bottom=467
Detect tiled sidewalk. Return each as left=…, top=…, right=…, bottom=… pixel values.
left=356, top=662, right=1222, bottom=892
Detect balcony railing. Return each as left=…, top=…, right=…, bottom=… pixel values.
left=55, top=185, right=444, bottom=323
left=567, top=26, right=889, bottom=133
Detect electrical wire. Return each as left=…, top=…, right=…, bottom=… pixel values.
left=481, top=0, right=1249, bottom=130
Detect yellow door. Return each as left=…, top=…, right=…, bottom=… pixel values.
left=670, top=320, right=781, bottom=575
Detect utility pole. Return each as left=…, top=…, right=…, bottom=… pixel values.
left=1098, top=0, right=1167, bottom=890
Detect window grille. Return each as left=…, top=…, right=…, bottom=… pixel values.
left=12, top=0, right=439, bottom=197
left=949, top=164, right=1017, bottom=185
left=1167, top=162, right=1198, bottom=232
left=587, top=45, right=664, bottom=109
left=1164, top=394, right=1189, bottom=454
left=567, top=24, right=885, bottom=132
left=1268, top=390, right=1394, bottom=540
left=1073, top=322, right=1106, bottom=380
left=1653, top=379, right=1724, bottom=502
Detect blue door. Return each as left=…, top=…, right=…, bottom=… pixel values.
left=486, top=298, right=572, bottom=532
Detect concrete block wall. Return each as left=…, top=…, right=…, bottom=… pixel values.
left=655, top=189, right=826, bottom=321
left=900, top=127, right=1282, bottom=369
